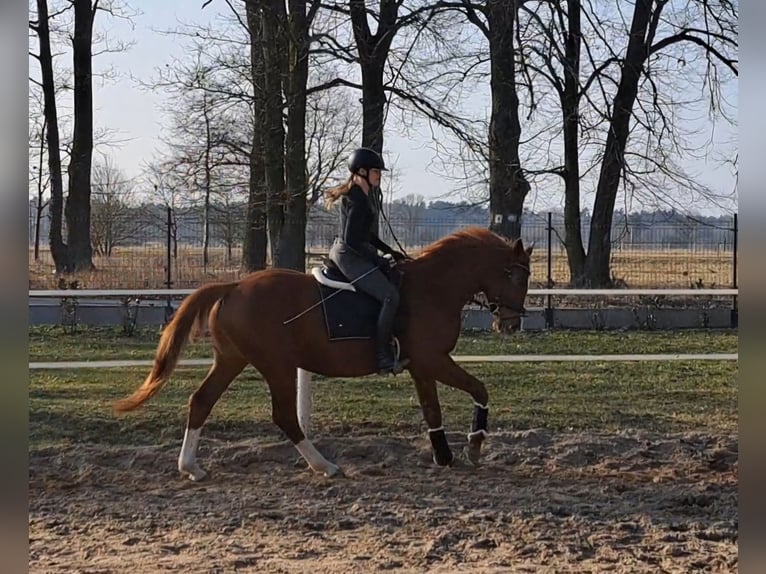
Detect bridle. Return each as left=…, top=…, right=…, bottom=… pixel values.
left=475, top=261, right=531, bottom=318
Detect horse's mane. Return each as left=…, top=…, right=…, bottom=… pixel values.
left=416, top=226, right=515, bottom=260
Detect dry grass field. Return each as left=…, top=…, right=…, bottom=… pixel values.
left=29, top=245, right=735, bottom=290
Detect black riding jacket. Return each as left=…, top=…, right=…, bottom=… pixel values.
left=339, top=185, right=395, bottom=261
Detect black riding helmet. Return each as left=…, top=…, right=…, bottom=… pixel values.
left=348, top=147, right=388, bottom=173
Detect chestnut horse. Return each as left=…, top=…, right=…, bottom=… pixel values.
left=113, top=227, right=532, bottom=480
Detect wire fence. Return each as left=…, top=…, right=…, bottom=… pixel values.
left=28, top=206, right=738, bottom=291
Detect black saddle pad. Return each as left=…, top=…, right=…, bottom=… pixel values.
left=317, top=282, right=380, bottom=341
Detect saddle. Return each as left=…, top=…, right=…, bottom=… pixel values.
left=311, top=255, right=400, bottom=290
left=311, top=259, right=358, bottom=292
left=309, top=257, right=402, bottom=342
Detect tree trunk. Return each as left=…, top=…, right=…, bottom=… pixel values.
left=172, top=219, right=178, bottom=259
left=359, top=59, right=386, bottom=153
left=349, top=0, right=400, bottom=237
left=242, top=0, right=268, bottom=272
left=583, top=0, right=653, bottom=287
left=261, top=0, right=287, bottom=265
left=65, top=0, right=95, bottom=271
left=35, top=0, right=69, bottom=272
left=35, top=202, right=43, bottom=261
left=562, top=0, right=586, bottom=284
left=349, top=0, right=399, bottom=155
left=486, top=0, right=529, bottom=240
left=34, top=116, right=48, bottom=261
left=203, top=92, right=212, bottom=271
left=277, top=0, right=310, bottom=271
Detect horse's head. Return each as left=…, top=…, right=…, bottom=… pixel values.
left=409, top=227, right=533, bottom=332
left=482, top=238, right=533, bottom=333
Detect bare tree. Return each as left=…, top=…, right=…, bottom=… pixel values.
left=312, top=2, right=533, bottom=239
left=151, top=1, right=358, bottom=272
left=64, top=0, right=100, bottom=271
left=142, top=159, right=192, bottom=259
left=243, top=0, right=269, bottom=272
left=517, top=0, right=737, bottom=286
left=305, top=84, right=362, bottom=206
left=308, top=1, right=480, bottom=239
left=281, top=0, right=323, bottom=270
left=30, top=0, right=139, bottom=272
left=30, top=0, right=69, bottom=272
left=423, top=1, right=531, bottom=239
left=28, top=90, right=50, bottom=261
left=90, top=156, right=139, bottom=257
left=349, top=0, right=400, bottom=153
left=208, top=166, right=248, bottom=266
left=229, top=0, right=320, bottom=270
left=148, top=43, right=250, bottom=271
left=581, top=0, right=737, bottom=286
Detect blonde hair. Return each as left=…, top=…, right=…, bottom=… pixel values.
left=324, top=175, right=354, bottom=209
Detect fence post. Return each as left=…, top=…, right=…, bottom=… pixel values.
left=546, top=211, right=553, bottom=329
left=165, top=206, right=174, bottom=324
left=731, top=213, right=737, bottom=328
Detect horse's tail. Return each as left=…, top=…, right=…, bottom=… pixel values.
left=112, top=281, right=239, bottom=414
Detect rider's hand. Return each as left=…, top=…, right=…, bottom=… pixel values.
left=377, top=255, right=394, bottom=269
left=391, top=251, right=407, bottom=263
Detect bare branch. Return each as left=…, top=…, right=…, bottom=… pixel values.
left=650, top=32, right=737, bottom=75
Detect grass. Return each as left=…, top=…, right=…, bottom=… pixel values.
left=29, top=362, right=738, bottom=451
left=29, top=328, right=738, bottom=451
left=28, top=326, right=739, bottom=362
left=29, top=245, right=735, bottom=289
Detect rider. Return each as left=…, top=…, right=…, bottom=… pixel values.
left=325, top=147, right=409, bottom=375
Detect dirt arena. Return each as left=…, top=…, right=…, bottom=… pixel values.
left=29, top=429, right=737, bottom=573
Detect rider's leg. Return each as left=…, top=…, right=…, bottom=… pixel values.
left=354, top=271, right=408, bottom=375
left=331, top=246, right=408, bottom=374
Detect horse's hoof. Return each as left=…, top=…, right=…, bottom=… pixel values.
left=323, top=464, right=342, bottom=478
left=433, top=451, right=454, bottom=467
left=464, top=445, right=482, bottom=466
left=180, top=465, right=207, bottom=482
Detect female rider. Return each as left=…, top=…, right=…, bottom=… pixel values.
left=325, top=147, right=408, bottom=375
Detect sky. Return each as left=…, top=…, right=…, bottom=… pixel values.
left=32, top=0, right=738, bottom=215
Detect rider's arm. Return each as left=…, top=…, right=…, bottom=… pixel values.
left=370, top=233, right=395, bottom=256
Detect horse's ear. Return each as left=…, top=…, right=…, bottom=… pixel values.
left=525, top=242, right=535, bottom=256
left=512, top=238, right=525, bottom=255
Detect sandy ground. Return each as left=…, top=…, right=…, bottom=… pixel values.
left=29, top=429, right=737, bottom=573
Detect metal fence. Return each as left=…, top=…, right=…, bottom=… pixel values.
left=28, top=207, right=738, bottom=290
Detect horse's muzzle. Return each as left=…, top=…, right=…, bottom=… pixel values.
left=489, top=303, right=526, bottom=334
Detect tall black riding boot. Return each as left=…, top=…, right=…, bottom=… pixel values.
left=375, top=296, right=409, bottom=375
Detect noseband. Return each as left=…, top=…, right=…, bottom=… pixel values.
left=488, top=261, right=530, bottom=317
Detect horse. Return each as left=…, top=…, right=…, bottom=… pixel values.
left=113, top=227, right=532, bottom=480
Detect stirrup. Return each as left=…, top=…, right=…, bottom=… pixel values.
left=376, top=340, right=409, bottom=375
left=377, top=357, right=410, bottom=376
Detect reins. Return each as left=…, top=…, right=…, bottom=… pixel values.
left=471, top=261, right=531, bottom=316
left=372, top=187, right=409, bottom=258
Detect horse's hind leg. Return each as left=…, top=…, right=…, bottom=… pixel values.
left=260, top=363, right=340, bottom=478
left=178, top=354, right=247, bottom=481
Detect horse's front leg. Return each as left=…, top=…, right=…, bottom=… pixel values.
left=410, top=370, right=454, bottom=466
left=429, top=356, right=490, bottom=465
